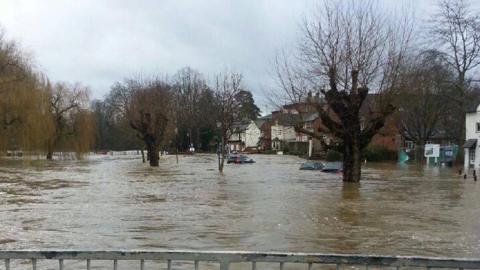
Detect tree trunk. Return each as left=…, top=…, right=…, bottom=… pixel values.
left=219, top=136, right=225, bottom=172
left=146, top=141, right=159, bottom=167
left=46, top=151, right=53, bottom=160
left=342, top=137, right=362, bottom=182
left=46, top=144, right=54, bottom=160
left=415, top=141, right=425, bottom=162
left=141, top=148, right=145, bottom=163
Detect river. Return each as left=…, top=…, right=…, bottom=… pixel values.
left=0, top=154, right=478, bottom=258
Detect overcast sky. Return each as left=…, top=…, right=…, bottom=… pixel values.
left=0, top=0, right=477, bottom=111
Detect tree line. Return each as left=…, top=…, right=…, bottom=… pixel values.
left=0, top=30, right=260, bottom=168
left=1, top=0, right=479, bottom=182
left=0, top=31, right=94, bottom=160
left=88, top=68, right=260, bottom=168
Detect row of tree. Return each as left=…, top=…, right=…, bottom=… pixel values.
left=0, top=25, right=261, bottom=170
left=93, top=68, right=260, bottom=168
left=0, top=31, right=94, bottom=159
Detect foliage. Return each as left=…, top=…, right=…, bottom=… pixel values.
left=0, top=30, right=95, bottom=159
left=325, top=150, right=343, bottom=162
left=363, top=145, right=397, bottom=162
left=235, top=90, right=261, bottom=120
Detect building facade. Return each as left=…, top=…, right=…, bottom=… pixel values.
left=228, top=120, right=261, bottom=152
left=464, top=104, right=480, bottom=170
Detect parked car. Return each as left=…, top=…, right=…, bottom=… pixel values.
left=227, top=154, right=255, bottom=164
left=299, top=161, right=324, bottom=170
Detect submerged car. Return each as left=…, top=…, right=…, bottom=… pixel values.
left=321, top=162, right=343, bottom=173
left=299, top=161, right=324, bottom=170
left=227, top=154, right=255, bottom=164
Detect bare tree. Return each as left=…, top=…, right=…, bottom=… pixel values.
left=276, top=0, right=414, bottom=182
left=46, top=82, right=92, bottom=160
left=126, top=79, right=174, bottom=167
left=213, top=72, right=242, bottom=172
left=396, top=50, right=454, bottom=160
left=430, top=0, right=480, bottom=145
left=173, top=67, right=209, bottom=150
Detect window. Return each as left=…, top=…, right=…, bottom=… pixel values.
left=477, top=123, right=480, bottom=132
left=404, top=140, right=414, bottom=150
left=470, top=149, right=476, bottom=164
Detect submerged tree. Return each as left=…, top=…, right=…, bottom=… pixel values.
left=213, top=71, right=242, bottom=172
left=430, top=0, right=480, bottom=145
left=172, top=67, right=210, bottom=150
left=0, top=31, right=52, bottom=154
left=276, top=0, right=413, bottom=182
left=396, top=50, right=454, bottom=160
left=108, top=78, right=174, bottom=166
left=45, top=82, right=93, bottom=159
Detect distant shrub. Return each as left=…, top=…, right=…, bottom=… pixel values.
left=325, top=150, right=343, bottom=161
left=364, top=145, right=397, bottom=162
left=261, top=149, right=277, bottom=154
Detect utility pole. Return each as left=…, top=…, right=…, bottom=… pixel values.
left=175, top=127, right=179, bottom=164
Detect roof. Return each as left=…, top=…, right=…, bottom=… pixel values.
left=466, top=103, right=480, bottom=113
left=304, top=112, right=319, bottom=122
left=254, top=119, right=266, bottom=128
left=464, top=139, right=477, bottom=148
left=277, top=114, right=302, bottom=126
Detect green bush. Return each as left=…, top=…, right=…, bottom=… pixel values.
left=364, top=145, right=397, bottom=162
left=325, top=150, right=343, bottom=161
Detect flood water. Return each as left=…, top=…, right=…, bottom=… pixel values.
left=0, top=153, right=479, bottom=258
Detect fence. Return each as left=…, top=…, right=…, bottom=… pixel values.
left=0, top=250, right=480, bottom=270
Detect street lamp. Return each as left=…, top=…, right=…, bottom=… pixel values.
left=174, top=127, right=178, bottom=164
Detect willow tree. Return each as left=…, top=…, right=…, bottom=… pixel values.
left=0, top=31, right=49, bottom=154
left=45, top=82, right=94, bottom=159
left=276, top=0, right=413, bottom=182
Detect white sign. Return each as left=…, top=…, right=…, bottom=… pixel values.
left=424, top=144, right=440, bottom=158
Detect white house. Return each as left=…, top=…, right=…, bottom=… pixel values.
left=464, top=104, right=480, bottom=171
left=271, top=114, right=298, bottom=150
left=228, top=120, right=261, bottom=151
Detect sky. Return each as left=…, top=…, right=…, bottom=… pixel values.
left=0, top=0, right=476, bottom=111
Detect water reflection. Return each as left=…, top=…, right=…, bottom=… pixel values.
left=0, top=154, right=478, bottom=258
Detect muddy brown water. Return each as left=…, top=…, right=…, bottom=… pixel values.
left=0, top=154, right=478, bottom=259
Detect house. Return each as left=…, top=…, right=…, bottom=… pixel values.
left=270, top=112, right=299, bottom=150
left=269, top=94, right=403, bottom=155
left=464, top=104, right=480, bottom=170
left=228, top=120, right=261, bottom=152
left=256, top=115, right=272, bottom=150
